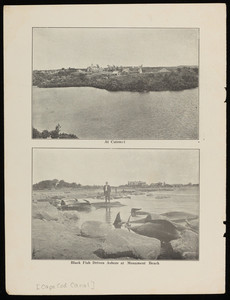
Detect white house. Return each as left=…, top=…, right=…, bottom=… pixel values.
left=112, top=71, right=120, bottom=76
left=158, top=68, right=170, bottom=73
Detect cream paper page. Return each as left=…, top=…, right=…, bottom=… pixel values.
left=4, top=4, right=226, bottom=295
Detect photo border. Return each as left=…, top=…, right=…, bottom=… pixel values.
left=31, top=147, right=200, bottom=262
left=31, top=27, right=200, bottom=141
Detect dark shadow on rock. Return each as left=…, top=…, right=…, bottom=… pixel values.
left=94, top=248, right=135, bottom=259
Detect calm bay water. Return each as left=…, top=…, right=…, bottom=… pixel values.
left=75, top=187, right=199, bottom=227
left=33, top=86, right=198, bottom=139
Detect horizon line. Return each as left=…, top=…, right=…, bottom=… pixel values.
left=33, top=179, right=200, bottom=186
left=33, top=64, right=198, bottom=71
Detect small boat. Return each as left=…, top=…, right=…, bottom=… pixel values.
left=57, top=198, right=92, bottom=211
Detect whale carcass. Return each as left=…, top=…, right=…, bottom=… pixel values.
left=113, top=209, right=199, bottom=242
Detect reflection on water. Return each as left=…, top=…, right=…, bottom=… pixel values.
left=33, top=86, right=198, bottom=140
left=74, top=188, right=199, bottom=227
left=105, top=207, right=112, bottom=224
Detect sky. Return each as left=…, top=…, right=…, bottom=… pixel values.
left=33, top=149, right=199, bottom=186
left=33, top=28, right=199, bottom=70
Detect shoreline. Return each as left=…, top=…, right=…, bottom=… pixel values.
left=33, top=84, right=198, bottom=93
left=33, top=67, right=198, bottom=93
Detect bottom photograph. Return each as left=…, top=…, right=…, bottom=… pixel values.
left=32, top=148, right=199, bottom=261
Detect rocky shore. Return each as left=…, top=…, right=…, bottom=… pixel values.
left=32, top=202, right=199, bottom=260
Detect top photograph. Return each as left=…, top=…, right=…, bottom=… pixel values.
left=32, top=28, right=199, bottom=140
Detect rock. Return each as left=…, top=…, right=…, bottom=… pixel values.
left=32, top=218, right=99, bottom=259
left=81, top=221, right=112, bottom=238
left=182, top=252, right=198, bottom=260
left=170, top=230, right=199, bottom=259
left=95, top=229, right=161, bottom=259
left=186, top=219, right=199, bottom=231
left=32, top=202, right=60, bottom=221
left=33, top=212, right=44, bottom=221
left=158, top=242, right=175, bottom=259
left=62, top=211, right=79, bottom=221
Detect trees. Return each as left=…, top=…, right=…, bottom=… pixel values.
left=33, top=180, right=56, bottom=190
left=32, top=124, right=78, bottom=139
left=32, top=66, right=198, bottom=91
left=41, top=130, right=50, bottom=139
left=50, top=124, right=61, bottom=139
left=32, top=127, right=41, bottom=138
left=33, top=179, right=80, bottom=190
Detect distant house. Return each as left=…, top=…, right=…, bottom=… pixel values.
left=122, top=68, right=130, bottom=74
left=128, top=181, right=146, bottom=187
left=87, top=64, right=104, bottom=73
left=72, top=71, right=81, bottom=75
left=112, top=71, right=120, bottom=76
left=78, top=70, right=86, bottom=73
left=129, top=65, right=143, bottom=74
left=158, top=68, right=170, bottom=73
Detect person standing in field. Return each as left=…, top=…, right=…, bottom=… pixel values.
left=103, top=181, right=111, bottom=203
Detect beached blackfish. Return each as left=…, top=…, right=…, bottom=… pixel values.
left=129, top=220, right=181, bottom=243
left=160, top=211, right=198, bottom=222
left=113, top=209, right=199, bottom=242
left=113, top=212, right=125, bottom=229
left=113, top=212, right=181, bottom=242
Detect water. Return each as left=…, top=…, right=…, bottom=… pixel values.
left=33, top=86, right=198, bottom=140
left=74, top=188, right=199, bottom=227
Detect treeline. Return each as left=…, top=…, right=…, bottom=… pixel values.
left=33, top=179, right=81, bottom=190
left=33, top=67, right=198, bottom=92
left=33, top=124, right=78, bottom=139
left=119, top=182, right=199, bottom=188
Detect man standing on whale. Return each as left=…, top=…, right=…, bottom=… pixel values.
left=103, top=181, right=111, bottom=203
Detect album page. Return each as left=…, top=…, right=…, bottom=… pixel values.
left=4, top=4, right=226, bottom=295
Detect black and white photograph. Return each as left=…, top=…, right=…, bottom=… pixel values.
left=32, top=149, right=199, bottom=261
left=4, top=3, right=226, bottom=295
left=32, top=28, right=199, bottom=140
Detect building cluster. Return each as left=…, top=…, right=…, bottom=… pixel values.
left=86, top=64, right=143, bottom=75
left=128, top=181, right=147, bottom=187
left=127, top=181, right=198, bottom=188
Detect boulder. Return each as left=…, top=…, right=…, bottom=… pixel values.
left=186, top=219, right=199, bottom=231
left=158, top=242, right=175, bottom=259
left=95, top=229, right=161, bottom=259
left=32, top=202, right=60, bottom=221
left=32, top=218, right=99, bottom=260
left=182, top=252, right=198, bottom=260
left=170, top=230, right=199, bottom=259
left=81, top=221, right=112, bottom=238
left=62, top=211, right=79, bottom=221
